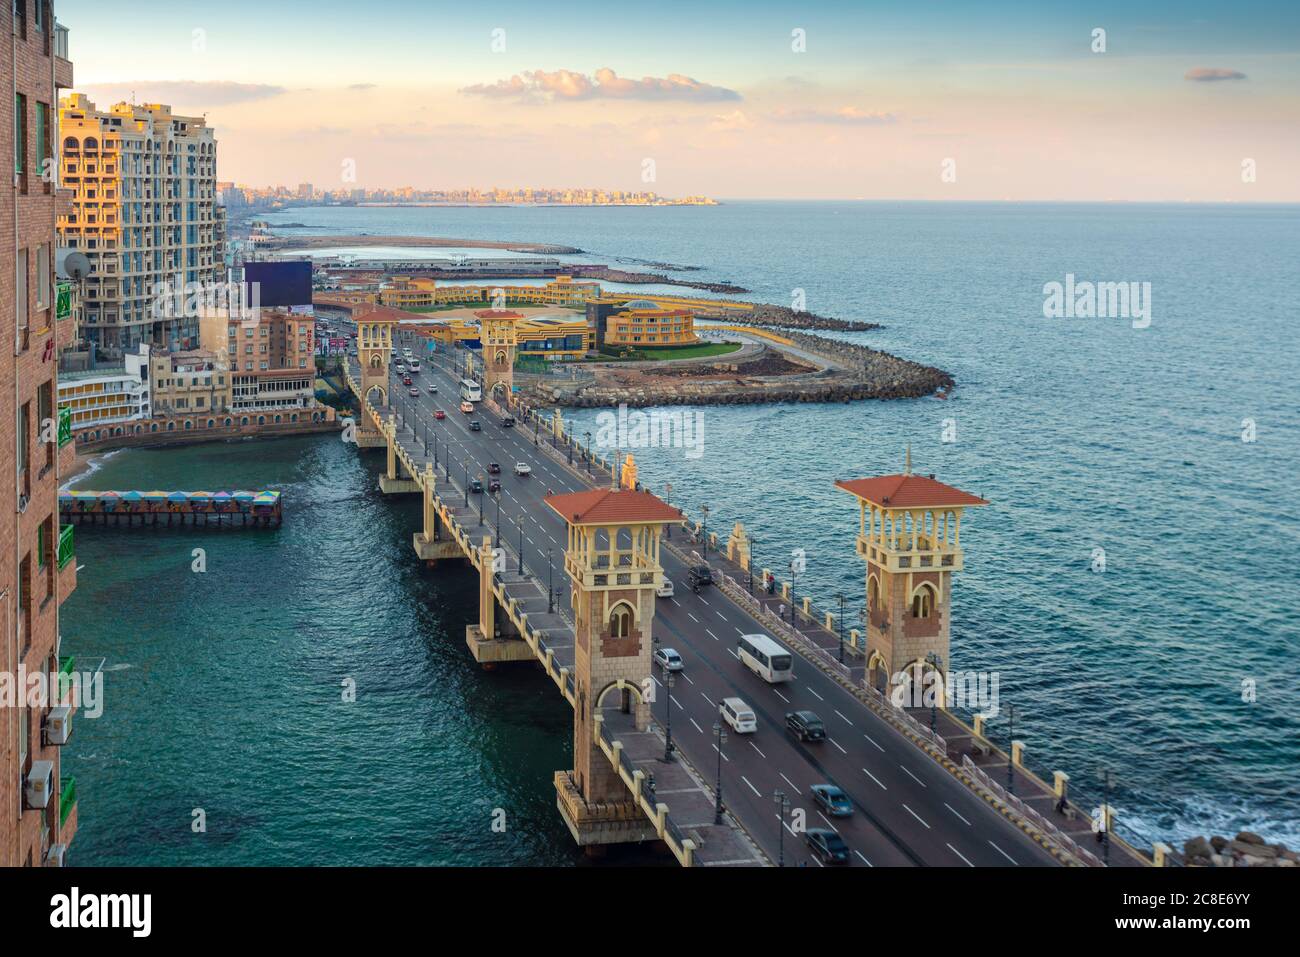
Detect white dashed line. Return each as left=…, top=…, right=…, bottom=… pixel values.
left=988, top=840, right=1018, bottom=865
left=862, top=768, right=887, bottom=790
left=900, top=765, right=927, bottom=787
left=944, top=803, right=972, bottom=826
left=902, top=804, right=930, bottom=829
left=947, top=843, right=974, bottom=867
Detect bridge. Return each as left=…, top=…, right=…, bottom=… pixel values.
left=337, top=311, right=1161, bottom=868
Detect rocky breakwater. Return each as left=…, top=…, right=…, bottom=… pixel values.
left=1183, top=832, right=1298, bottom=867
left=522, top=334, right=952, bottom=409
left=733, top=304, right=882, bottom=333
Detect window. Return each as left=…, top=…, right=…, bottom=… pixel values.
left=18, top=402, right=31, bottom=495
left=14, top=92, right=26, bottom=179
left=911, top=586, right=934, bottom=619
left=16, top=248, right=28, bottom=336
left=36, top=245, right=49, bottom=310
left=609, top=603, right=633, bottom=639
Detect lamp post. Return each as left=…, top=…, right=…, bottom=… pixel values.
left=463, top=463, right=469, bottom=506
left=925, top=651, right=943, bottom=734
left=478, top=483, right=485, bottom=525
left=773, top=789, right=790, bottom=867
left=584, top=431, right=591, bottom=474
left=665, top=483, right=673, bottom=539
left=1006, top=704, right=1016, bottom=794
left=494, top=491, right=501, bottom=542
left=547, top=546, right=554, bottom=613
left=701, top=504, right=710, bottom=557
left=712, top=721, right=727, bottom=824
left=838, top=593, right=846, bottom=663
left=662, top=671, right=676, bottom=762
left=518, top=523, right=524, bottom=574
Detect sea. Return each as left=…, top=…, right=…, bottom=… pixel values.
left=62, top=201, right=1300, bottom=863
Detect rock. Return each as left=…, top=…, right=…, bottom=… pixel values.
left=1230, top=839, right=1277, bottom=858
left=1210, top=835, right=1229, bottom=852
left=1184, top=836, right=1213, bottom=859
left=1235, top=830, right=1266, bottom=845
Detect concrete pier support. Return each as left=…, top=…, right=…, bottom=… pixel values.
left=464, top=535, right=533, bottom=667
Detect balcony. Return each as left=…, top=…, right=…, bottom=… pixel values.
left=57, top=776, right=78, bottom=851
left=53, top=23, right=73, bottom=89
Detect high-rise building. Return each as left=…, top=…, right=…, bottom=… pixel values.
left=57, top=94, right=223, bottom=352
left=3, top=1, right=80, bottom=868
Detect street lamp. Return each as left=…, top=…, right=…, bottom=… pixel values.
left=662, top=671, right=676, bottom=762
left=463, top=463, right=469, bottom=506
left=584, top=431, right=591, bottom=473
left=712, top=721, right=727, bottom=824
left=838, top=593, right=846, bottom=662
left=518, top=523, right=524, bottom=574
left=1006, top=704, right=1016, bottom=794
left=547, top=546, right=554, bottom=613
left=925, top=651, right=943, bottom=734
left=494, top=491, right=501, bottom=541
left=701, top=504, right=710, bottom=557
left=665, top=483, right=673, bottom=540
left=773, top=789, right=790, bottom=867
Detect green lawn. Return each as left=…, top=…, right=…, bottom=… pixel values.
left=597, top=341, right=742, bottom=362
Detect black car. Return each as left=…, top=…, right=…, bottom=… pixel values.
left=786, top=710, right=826, bottom=742
left=470, top=420, right=482, bottom=431
left=469, top=479, right=484, bottom=494
left=488, top=479, right=501, bottom=493
left=687, top=564, right=713, bottom=588
left=805, top=828, right=850, bottom=865
left=486, top=462, right=501, bottom=474
left=502, top=416, right=516, bottom=428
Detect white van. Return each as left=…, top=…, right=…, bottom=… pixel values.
left=720, top=697, right=757, bottom=734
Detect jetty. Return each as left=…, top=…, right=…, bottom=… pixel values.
left=58, top=490, right=283, bottom=527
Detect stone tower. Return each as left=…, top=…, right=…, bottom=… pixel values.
left=545, top=488, right=683, bottom=849
left=477, top=308, right=521, bottom=401
left=357, top=306, right=397, bottom=408
left=836, top=464, right=986, bottom=696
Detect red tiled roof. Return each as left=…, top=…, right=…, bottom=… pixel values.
left=835, top=474, right=987, bottom=508
left=545, top=488, right=684, bottom=525
left=357, top=305, right=421, bottom=324
left=474, top=309, right=524, bottom=320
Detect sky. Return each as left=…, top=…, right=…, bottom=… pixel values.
left=59, top=0, right=1300, bottom=201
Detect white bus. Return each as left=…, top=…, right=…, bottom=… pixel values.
left=408, top=359, right=421, bottom=373
left=459, top=378, right=482, bottom=402
left=737, top=633, right=793, bottom=683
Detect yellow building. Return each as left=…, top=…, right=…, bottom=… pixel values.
left=380, top=275, right=602, bottom=310
left=602, top=299, right=698, bottom=348
left=58, top=344, right=152, bottom=430
left=149, top=349, right=232, bottom=416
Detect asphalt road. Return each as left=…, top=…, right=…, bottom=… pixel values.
left=340, top=327, right=1060, bottom=868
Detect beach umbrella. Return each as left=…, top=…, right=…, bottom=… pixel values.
left=100, top=491, right=122, bottom=512
left=143, top=490, right=167, bottom=501
left=120, top=491, right=143, bottom=502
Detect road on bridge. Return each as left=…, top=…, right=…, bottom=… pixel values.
left=345, top=329, right=1061, bottom=868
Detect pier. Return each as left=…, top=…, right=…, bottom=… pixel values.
left=59, top=490, right=283, bottom=527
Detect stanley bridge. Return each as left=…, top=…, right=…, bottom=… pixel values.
left=337, top=308, right=1163, bottom=868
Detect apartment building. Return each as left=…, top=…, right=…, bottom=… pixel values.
left=2, top=1, right=80, bottom=867
left=199, top=308, right=316, bottom=412
left=58, top=342, right=151, bottom=429
left=149, top=348, right=230, bottom=416
left=57, top=94, right=223, bottom=351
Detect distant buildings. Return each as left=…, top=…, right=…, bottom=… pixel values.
left=58, top=95, right=225, bottom=351
left=2, top=0, right=80, bottom=869
left=586, top=297, right=699, bottom=351
left=58, top=343, right=152, bottom=429
left=221, top=183, right=717, bottom=210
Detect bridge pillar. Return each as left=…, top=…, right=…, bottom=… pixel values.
left=378, top=415, right=420, bottom=494
left=836, top=457, right=988, bottom=695
left=414, top=463, right=461, bottom=563
left=544, top=488, right=683, bottom=851
left=726, top=521, right=751, bottom=570
left=465, top=535, right=534, bottom=667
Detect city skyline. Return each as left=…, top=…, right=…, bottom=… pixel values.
left=59, top=0, right=1300, bottom=201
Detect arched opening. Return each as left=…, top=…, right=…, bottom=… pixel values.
left=867, top=574, right=880, bottom=619
left=608, top=601, right=634, bottom=639
left=911, top=583, right=936, bottom=619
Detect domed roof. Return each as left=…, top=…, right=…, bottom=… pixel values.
left=621, top=299, right=661, bottom=310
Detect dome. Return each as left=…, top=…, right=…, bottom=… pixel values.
left=621, top=299, right=661, bottom=310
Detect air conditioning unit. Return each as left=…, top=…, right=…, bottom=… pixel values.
left=45, top=844, right=66, bottom=867
left=17, top=493, right=30, bottom=514
left=25, top=760, right=54, bottom=810
left=45, top=706, right=72, bottom=745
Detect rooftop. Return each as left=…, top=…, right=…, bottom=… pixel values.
left=835, top=473, right=987, bottom=509
left=545, top=488, right=684, bottom=526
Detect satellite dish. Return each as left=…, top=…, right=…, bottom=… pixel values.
left=58, top=250, right=92, bottom=281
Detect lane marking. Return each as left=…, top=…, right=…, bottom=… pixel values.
left=944, top=803, right=972, bottom=826
left=900, top=765, right=927, bottom=788
left=863, top=733, right=885, bottom=752
left=902, top=804, right=930, bottom=829
left=689, top=718, right=704, bottom=734
left=988, top=840, right=1018, bottom=865
left=862, top=768, right=888, bottom=790
left=741, top=776, right=761, bottom=797
left=834, top=709, right=853, bottom=725
left=854, top=850, right=873, bottom=867
left=807, top=687, right=824, bottom=701
left=749, top=741, right=766, bottom=759
left=780, top=772, right=798, bottom=790
left=828, top=737, right=847, bottom=755
left=947, top=843, right=975, bottom=867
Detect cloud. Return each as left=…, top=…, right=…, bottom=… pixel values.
left=1184, top=67, right=1247, bottom=82
left=460, top=67, right=740, bottom=103
left=769, top=106, right=899, bottom=126
left=710, top=110, right=753, bottom=132
left=80, top=81, right=288, bottom=108
left=348, top=83, right=377, bottom=91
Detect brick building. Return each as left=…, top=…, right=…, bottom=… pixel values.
left=2, top=1, right=79, bottom=867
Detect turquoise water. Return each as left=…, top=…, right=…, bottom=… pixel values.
left=66, top=202, right=1300, bottom=861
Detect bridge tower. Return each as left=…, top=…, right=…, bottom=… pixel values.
left=477, top=308, right=522, bottom=402
left=356, top=307, right=398, bottom=446
left=836, top=458, right=986, bottom=697
left=545, top=488, right=683, bottom=851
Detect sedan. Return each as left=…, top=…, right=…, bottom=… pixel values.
left=408, top=387, right=420, bottom=397
left=434, top=410, right=446, bottom=420
left=514, top=463, right=532, bottom=477
left=653, top=647, right=684, bottom=672
left=470, top=421, right=482, bottom=431
left=805, top=828, right=850, bottom=865
left=486, top=462, right=501, bottom=474
left=810, top=784, right=853, bottom=818
left=656, top=579, right=675, bottom=598
left=488, top=479, right=501, bottom=493
left=426, top=385, right=438, bottom=394
left=469, top=479, right=484, bottom=494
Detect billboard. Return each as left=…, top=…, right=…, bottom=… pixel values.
left=244, top=260, right=313, bottom=308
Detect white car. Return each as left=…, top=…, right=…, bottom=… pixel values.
left=653, top=647, right=684, bottom=672
left=656, top=579, right=675, bottom=598
left=395, top=364, right=406, bottom=374
left=513, top=462, right=532, bottom=477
